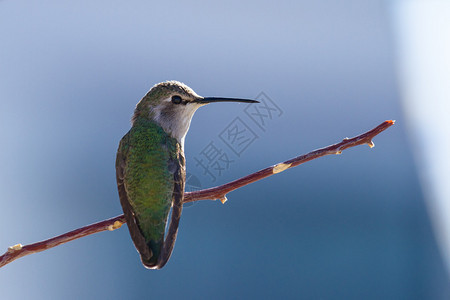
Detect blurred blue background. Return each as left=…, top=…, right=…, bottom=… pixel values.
left=0, top=0, right=448, bottom=299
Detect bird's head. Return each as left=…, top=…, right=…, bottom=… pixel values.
left=132, top=81, right=258, bottom=148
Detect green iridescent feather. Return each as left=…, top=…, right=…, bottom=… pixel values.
left=117, top=116, right=180, bottom=264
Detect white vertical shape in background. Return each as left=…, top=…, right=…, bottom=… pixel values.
left=392, top=0, right=450, bottom=274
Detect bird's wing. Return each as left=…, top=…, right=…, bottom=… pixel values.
left=115, top=133, right=153, bottom=264
left=157, top=143, right=186, bottom=269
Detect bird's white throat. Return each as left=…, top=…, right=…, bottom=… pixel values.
left=151, top=100, right=202, bottom=150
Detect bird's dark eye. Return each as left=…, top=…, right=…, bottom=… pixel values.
left=171, top=95, right=182, bottom=104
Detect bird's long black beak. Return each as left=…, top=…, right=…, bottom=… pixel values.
left=196, top=97, right=259, bottom=104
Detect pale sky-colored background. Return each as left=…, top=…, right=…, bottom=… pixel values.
left=0, top=0, right=448, bottom=299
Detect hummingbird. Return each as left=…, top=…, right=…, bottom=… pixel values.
left=116, top=81, right=258, bottom=269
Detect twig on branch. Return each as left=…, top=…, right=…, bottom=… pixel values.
left=0, top=215, right=126, bottom=268
left=184, top=120, right=395, bottom=203
left=0, top=120, right=394, bottom=269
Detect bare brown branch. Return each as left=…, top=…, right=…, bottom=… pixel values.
left=0, top=120, right=394, bottom=269
left=0, top=215, right=126, bottom=268
left=184, top=120, right=394, bottom=203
